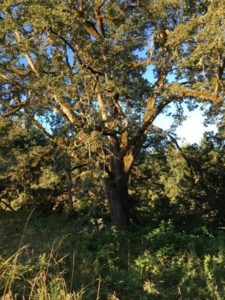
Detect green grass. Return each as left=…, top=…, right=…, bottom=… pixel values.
left=1, top=210, right=225, bottom=299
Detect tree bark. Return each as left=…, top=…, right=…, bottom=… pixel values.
left=103, top=174, right=129, bottom=229
left=102, top=135, right=133, bottom=229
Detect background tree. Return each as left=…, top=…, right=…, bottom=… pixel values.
left=0, top=0, right=224, bottom=227
left=0, top=118, right=76, bottom=212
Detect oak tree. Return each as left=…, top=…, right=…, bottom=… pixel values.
left=0, top=0, right=224, bottom=227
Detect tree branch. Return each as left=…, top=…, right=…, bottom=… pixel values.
left=94, top=0, right=106, bottom=37
left=0, top=91, right=33, bottom=117
left=0, top=199, right=15, bottom=211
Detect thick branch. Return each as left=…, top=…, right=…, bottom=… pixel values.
left=179, top=90, right=223, bottom=103
left=83, top=20, right=101, bottom=39
left=95, top=81, right=108, bottom=122
left=15, top=30, right=40, bottom=77
left=126, top=86, right=223, bottom=163
left=52, top=93, right=77, bottom=125
left=94, top=0, right=106, bottom=37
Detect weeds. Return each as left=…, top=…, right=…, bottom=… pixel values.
left=1, top=212, right=225, bottom=299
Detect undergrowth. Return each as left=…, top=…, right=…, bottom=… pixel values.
left=1, top=211, right=225, bottom=299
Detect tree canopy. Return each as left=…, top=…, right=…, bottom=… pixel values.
left=0, top=0, right=224, bottom=227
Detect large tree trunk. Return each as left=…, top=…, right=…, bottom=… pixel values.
left=104, top=174, right=129, bottom=229
left=103, top=146, right=132, bottom=228
left=102, top=137, right=134, bottom=229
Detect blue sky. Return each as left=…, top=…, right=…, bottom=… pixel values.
left=143, top=66, right=217, bottom=145
left=154, top=108, right=217, bottom=145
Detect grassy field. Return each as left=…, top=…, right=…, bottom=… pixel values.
left=1, top=209, right=225, bottom=299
